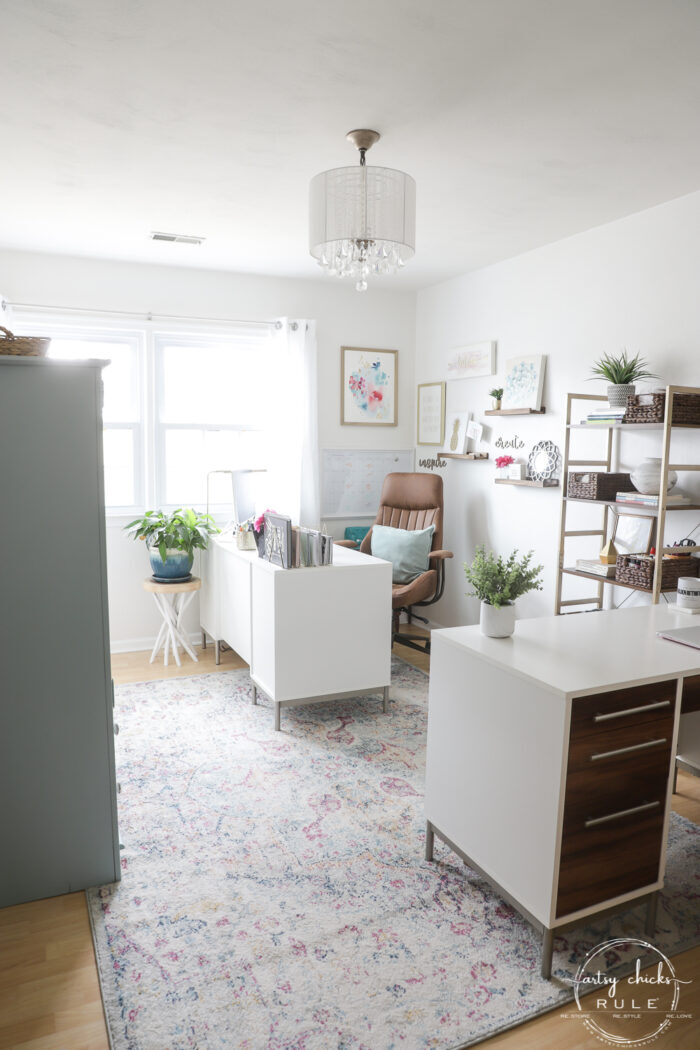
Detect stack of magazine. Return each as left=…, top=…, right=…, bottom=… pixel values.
left=615, top=491, right=691, bottom=508
left=295, top=527, right=334, bottom=567
left=580, top=409, right=626, bottom=425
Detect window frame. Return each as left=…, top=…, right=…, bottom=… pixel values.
left=9, top=310, right=274, bottom=520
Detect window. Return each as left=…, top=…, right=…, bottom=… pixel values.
left=10, top=313, right=274, bottom=515
left=154, top=334, right=270, bottom=507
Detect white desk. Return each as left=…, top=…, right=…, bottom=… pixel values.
left=200, top=538, right=392, bottom=729
left=425, top=604, right=700, bottom=979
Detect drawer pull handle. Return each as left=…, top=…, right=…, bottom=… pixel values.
left=585, top=800, right=660, bottom=828
left=594, top=700, right=671, bottom=723
left=591, top=737, right=668, bottom=762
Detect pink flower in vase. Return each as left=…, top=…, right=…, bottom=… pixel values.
left=254, top=508, right=277, bottom=533
left=495, top=455, right=514, bottom=470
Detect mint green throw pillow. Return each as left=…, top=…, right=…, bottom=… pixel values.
left=371, top=523, right=435, bottom=584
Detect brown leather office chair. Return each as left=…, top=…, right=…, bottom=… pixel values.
left=357, top=472, right=453, bottom=655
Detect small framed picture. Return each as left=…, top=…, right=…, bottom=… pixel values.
left=417, top=382, right=446, bottom=445
left=442, top=411, right=469, bottom=454
left=612, top=513, right=655, bottom=556
left=446, top=341, right=496, bottom=380
left=341, top=347, right=398, bottom=426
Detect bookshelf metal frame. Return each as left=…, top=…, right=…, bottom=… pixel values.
left=554, top=385, right=700, bottom=614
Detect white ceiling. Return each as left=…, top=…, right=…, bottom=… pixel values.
left=3, top=0, right=700, bottom=290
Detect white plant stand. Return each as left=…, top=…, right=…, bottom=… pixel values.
left=144, top=576, right=201, bottom=666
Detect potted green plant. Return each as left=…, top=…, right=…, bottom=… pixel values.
left=490, top=387, right=504, bottom=410
left=124, top=508, right=219, bottom=580
left=589, top=351, right=659, bottom=409
left=464, top=545, right=543, bottom=637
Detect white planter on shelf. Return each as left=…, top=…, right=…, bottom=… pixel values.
left=630, top=457, right=678, bottom=494
left=480, top=601, right=516, bottom=638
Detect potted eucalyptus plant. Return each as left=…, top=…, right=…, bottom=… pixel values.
left=124, top=508, right=219, bottom=580
left=464, top=545, right=543, bottom=637
left=589, top=350, right=658, bottom=409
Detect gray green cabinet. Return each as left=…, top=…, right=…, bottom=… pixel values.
left=0, top=357, right=120, bottom=907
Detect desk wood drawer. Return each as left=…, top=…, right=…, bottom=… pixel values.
left=556, top=796, right=665, bottom=917
left=566, top=714, right=674, bottom=774
left=571, top=681, right=676, bottom=738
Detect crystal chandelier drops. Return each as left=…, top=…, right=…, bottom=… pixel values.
left=309, top=130, right=416, bottom=292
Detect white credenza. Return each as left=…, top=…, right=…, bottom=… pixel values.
left=201, top=538, right=392, bottom=729
left=425, top=604, right=700, bottom=978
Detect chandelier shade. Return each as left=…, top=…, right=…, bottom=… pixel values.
left=309, top=132, right=416, bottom=291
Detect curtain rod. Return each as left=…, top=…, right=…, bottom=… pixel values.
left=1, top=300, right=282, bottom=329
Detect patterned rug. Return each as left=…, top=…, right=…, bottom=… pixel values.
left=88, top=661, right=700, bottom=1050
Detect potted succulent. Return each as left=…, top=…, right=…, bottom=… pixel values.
left=464, top=545, right=543, bottom=637
left=490, top=387, right=504, bottom=410
left=589, top=351, right=659, bottom=409
left=124, top=508, right=219, bottom=580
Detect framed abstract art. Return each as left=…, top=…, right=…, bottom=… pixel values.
left=341, top=347, right=398, bottom=426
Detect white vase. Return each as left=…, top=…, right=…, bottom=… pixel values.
left=630, top=457, right=678, bottom=495
left=480, top=601, right=516, bottom=638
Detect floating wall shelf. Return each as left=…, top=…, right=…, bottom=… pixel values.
left=485, top=407, right=546, bottom=416
left=495, top=478, right=559, bottom=487
left=442, top=452, right=489, bottom=460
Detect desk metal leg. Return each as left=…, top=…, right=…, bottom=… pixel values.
left=424, top=821, right=434, bottom=862
left=541, top=928, right=553, bottom=979
left=646, top=891, right=658, bottom=936
left=382, top=686, right=389, bottom=713
left=274, top=702, right=281, bottom=732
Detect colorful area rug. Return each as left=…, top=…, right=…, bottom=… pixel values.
left=88, top=662, right=700, bottom=1050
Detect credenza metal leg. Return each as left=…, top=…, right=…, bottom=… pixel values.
left=424, top=821, right=434, bottom=862
left=673, top=762, right=678, bottom=794
left=274, top=702, right=281, bottom=732
left=215, top=640, right=220, bottom=665
left=201, top=630, right=206, bottom=650
left=252, top=684, right=257, bottom=705
left=383, top=685, right=389, bottom=713
left=541, top=928, right=553, bottom=980
left=646, top=891, right=658, bottom=936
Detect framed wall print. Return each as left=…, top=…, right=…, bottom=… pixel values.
left=502, top=354, right=547, bottom=410
left=341, top=346, right=398, bottom=426
left=442, top=411, right=469, bottom=454
left=612, top=512, right=655, bottom=556
left=417, top=382, right=446, bottom=445
left=446, top=341, right=496, bottom=380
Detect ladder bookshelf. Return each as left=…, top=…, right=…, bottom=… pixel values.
left=554, top=385, right=700, bottom=614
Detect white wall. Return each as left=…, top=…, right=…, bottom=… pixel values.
left=416, top=190, right=700, bottom=628
left=0, top=250, right=415, bottom=651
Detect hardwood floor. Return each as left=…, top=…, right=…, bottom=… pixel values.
left=1, top=637, right=697, bottom=1050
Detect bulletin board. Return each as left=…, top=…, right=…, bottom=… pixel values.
left=321, top=449, right=415, bottom=518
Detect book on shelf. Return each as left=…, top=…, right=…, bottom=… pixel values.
left=615, top=491, right=691, bottom=506
left=580, top=410, right=626, bottom=424
left=575, top=559, right=617, bottom=577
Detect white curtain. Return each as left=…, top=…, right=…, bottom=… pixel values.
left=265, top=318, right=320, bottom=527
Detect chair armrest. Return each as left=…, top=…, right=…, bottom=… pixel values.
left=429, top=549, right=454, bottom=561
left=334, top=539, right=358, bottom=548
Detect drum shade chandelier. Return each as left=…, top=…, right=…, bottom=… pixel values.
left=309, top=129, right=416, bottom=291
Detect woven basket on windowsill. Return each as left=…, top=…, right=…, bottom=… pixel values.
left=0, top=326, right=51, bottom=357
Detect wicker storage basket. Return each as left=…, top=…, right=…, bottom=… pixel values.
left=624, top=391, right=700, bottom=425
left=567, top=471, right=635, bottom=500
left=615, top=553, right=699, bottom=591
left=0, top=326, right=50, bottom=357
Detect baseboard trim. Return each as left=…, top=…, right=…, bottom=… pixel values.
left=110, top=631, right=203, bottom=655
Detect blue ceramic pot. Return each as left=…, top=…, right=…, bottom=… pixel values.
left=148, top=547, right=193, bottom=579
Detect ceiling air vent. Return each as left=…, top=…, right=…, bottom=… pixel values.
left=150, top=231, right=205, bottom=245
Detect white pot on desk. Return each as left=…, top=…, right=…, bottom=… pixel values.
left=480, top=600, right=516, bottom=637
